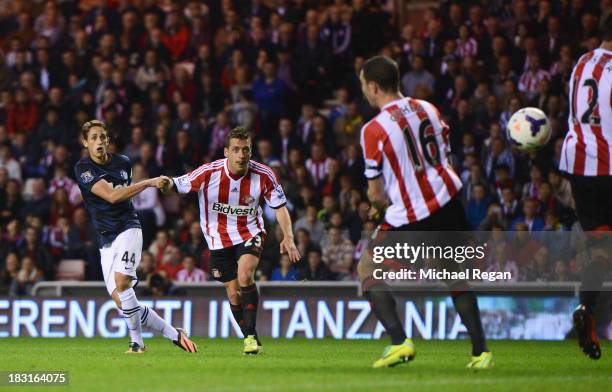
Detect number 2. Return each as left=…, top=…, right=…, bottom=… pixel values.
left=574, top=78, right=600, bottom=125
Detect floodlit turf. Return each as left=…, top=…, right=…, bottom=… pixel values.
left=0, top=338, right=610, bottom=392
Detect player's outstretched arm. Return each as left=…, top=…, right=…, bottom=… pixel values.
left=91, top=177, right=164, bottom=204
left=158, top=175, right=175, bottom=194
left=276, top=206, right=301, bottom=263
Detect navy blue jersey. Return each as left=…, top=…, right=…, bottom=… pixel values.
left=74, top=153, right=141, bottom=247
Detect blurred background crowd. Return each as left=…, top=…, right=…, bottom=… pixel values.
left=0, top=0, right=611, bottom=296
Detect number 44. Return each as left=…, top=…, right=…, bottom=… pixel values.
left=121, top=251, right=136, bottom=266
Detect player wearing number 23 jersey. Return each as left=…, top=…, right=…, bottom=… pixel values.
left=162, top=127, right=300, bottom=355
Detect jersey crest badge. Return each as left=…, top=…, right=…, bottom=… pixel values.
left=241, top=195, right=256, bottom=205
left=80, top=170, right=94, bottom=183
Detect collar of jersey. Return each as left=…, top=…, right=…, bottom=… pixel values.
left=380, top=96, right=406, bottom=112
left=223, top=158, right=249, bottom=181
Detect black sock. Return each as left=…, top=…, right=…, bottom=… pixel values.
left=230, top=303, right=246, bottom=336
left=363, top=280, right=406, bottom=345
left=579, top=259, right=607, bottom=314
left=452, top=290, right=488, bottom=356
left=240, top=284, right=259, bottom=336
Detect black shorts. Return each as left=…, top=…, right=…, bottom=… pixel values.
left=568, top=175, right=612, bottom=231
left=372, top=197, right=471, bottom=252
left=370, top=197, right=471, bottom=285
left=208, top=232, right=266, bottom=283
left=386, top=197, right=470, bottom=232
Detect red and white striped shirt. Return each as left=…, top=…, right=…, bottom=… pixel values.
left=455, top=38, right=478, bottom=58
left=305, top=157, right=332, bottom=185
left=360, top=97, right=463, bottom=227
left=175, top=267, right=207, bottom=282
left=518, top=69, right=551, bottom=98
left=560, top=48, right=612, bottom=176
left=172, top=158, right=287, bottom=250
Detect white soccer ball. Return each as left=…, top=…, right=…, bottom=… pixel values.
left=506, top=107, right=551, bottom=151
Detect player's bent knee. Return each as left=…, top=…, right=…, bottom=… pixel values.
left=237, top=272, right=254, bottom=286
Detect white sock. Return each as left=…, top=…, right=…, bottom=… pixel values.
left=140, top=305, right=179, bottom=341
left=118, top=288, right=144, bottom=347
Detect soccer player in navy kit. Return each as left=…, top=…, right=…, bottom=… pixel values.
left=75, top=120, right=197, bottom=354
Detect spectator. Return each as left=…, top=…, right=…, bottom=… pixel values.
left=548, top=169, right=572, bottom=208
left=522, top=165, right=544, bottom=201
left=274, top=117, right=299, bottom=165
left=175, top=255, right=207, bottom=282
left=305, top=143, right=332, bottom=187
left=500, top=186, right=521, bottom=223
left=253, top=60, right=287, bottom=131
left=485, top=243, right=518, bottom=282
left=23, top=178, right=51, bottom=223
left=465, top=183, right=490, bottom=229
left=294, top=205, right=325, bottom=244
left=511, top=199, right=545, bottom=232
left=180, top=221, right=208, bottom=270
left=1, top=252, right=20, bottom=295
left=14, top=255, right=43, bottom=295
left=518, top=54, right=551, bottom=101
left=65, top=207, right=98, bottom=279
left=524, top=246, right=553, bottom=282
left=321, top=226, right=354, bottom=280
left=302, top=248, right=332, bottom=281
left=0, top=142, right=22, bottom=181
left=270, top=254, right=297, bottom=281
left=17, top=226, right=54, bottom=280
left=401, top=55, right=435, bottom=97
left=136, top=251, right=157, bottom=286
left=149, top=230, right=172, bottom=270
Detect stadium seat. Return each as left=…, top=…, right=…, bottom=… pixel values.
left=56, top=259, right=86, bottom=281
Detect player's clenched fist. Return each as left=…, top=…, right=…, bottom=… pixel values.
left=156, top=176, right=174, bottom=194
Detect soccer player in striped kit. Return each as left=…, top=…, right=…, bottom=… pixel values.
left=160, top=127, right=300, bottom=354
left=356, top=56, right=492, bottom=369
left=560, top=15, right=612, bottom=360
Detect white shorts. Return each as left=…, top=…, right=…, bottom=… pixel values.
left=99, top=228, right=143, bottom=296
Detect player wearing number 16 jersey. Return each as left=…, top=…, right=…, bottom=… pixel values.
left=74, top=120, right=197, bottom=354
left=356, top=56, right=491, bottom=369
left=560, top=15, right=612, bottom=360
left=160, top=127, right=301, bottom=355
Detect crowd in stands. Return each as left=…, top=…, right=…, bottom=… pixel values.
left=1, top=0, right=611, bottom=296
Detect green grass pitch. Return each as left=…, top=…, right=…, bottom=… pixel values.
left=0, top=338, right=610, bottom=392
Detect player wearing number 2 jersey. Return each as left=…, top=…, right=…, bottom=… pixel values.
left=356, top=56, right=491, bottom=369
left=560, top=15, right=612, bottom=360
left=160, top=127, right=301, bottom=355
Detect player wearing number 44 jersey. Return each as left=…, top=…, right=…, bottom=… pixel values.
left=75, top=120, right=197, bottom=354
left=560, top=15, right=612, bottom=360
left=160, top=127, right=301, bottom=355
left=357, top=56, right=492, bottom=369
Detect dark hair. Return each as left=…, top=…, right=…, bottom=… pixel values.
left=81, top=119, right=107, bottom=140
left=361, top=55, right=400, bottom=93
left=602, top=13, right=612, bottom=41
left=224, top=126, right=251, bottom=148
left=307, top=248, right=322, bottom=257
